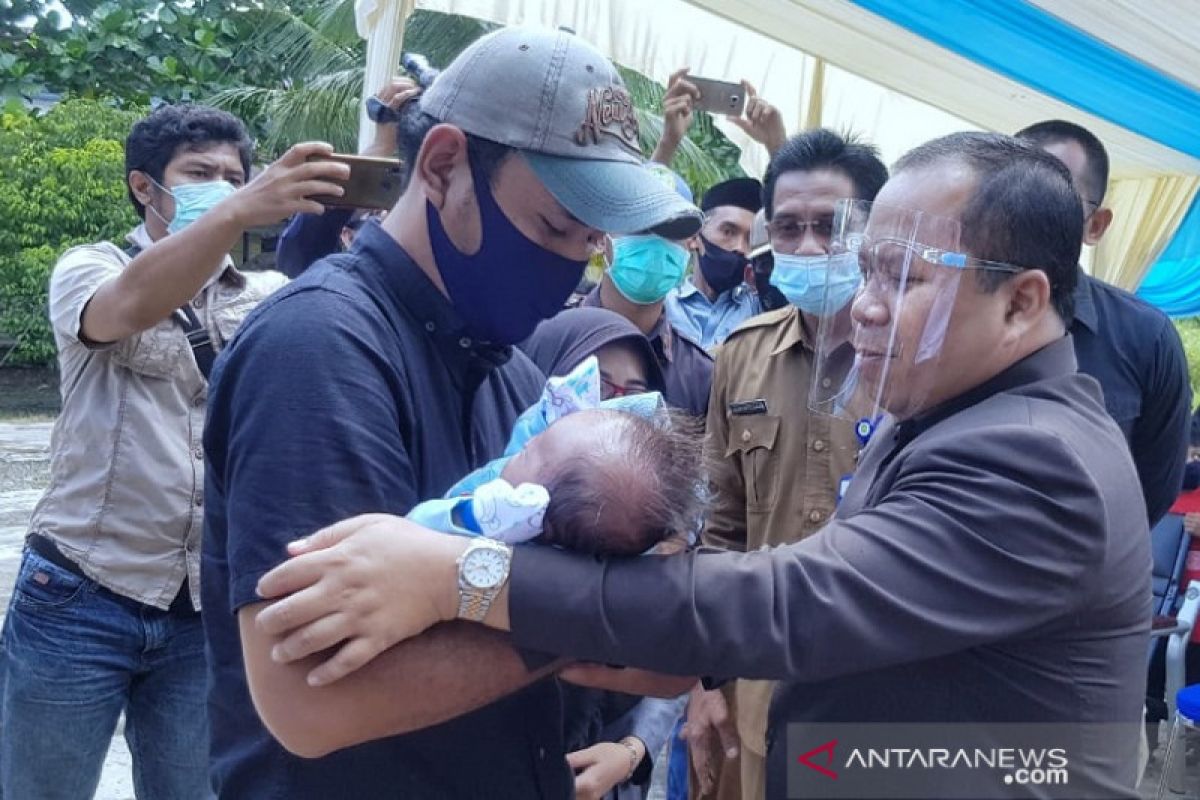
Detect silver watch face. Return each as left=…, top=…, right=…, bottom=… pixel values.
left=463, top=546, right=508, bottom=590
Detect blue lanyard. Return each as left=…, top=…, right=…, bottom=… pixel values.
left=837, top=416, right=882, bottom=506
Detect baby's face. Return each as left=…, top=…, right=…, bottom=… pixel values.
left=500, top=411, right=611, bottom=486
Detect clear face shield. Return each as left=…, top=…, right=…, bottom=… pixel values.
left=809, top=199, right=978, bottom=434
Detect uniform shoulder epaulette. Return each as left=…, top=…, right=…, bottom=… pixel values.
left=724, top=306, right=793, bottom=341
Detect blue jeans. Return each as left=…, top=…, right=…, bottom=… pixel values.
left=0, top=549, right=212, bottom=800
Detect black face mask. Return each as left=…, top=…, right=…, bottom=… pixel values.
left=750, top=250, right=787, bottom=311
left=697, top=234, right=748, bottom=296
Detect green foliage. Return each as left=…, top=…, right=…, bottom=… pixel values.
left=0, top=100, right=141, bottom=366
left=0, top=246, right=58, bottom=366
left=0, top=0, right=302, bottom=105
left=205, top=3, right=745, bottom=192
left=207, top=7, right=502, bottom=158
left=1174, top=318, right=1200, bottom=399
left=617, top=65, right=746, bottom=199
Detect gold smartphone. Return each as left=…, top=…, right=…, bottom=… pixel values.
left=308, top=153, right=404, bottom=210
left=688, top=76, right=747, bottom=116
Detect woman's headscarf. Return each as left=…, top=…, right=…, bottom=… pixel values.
left=520, top=307, right=665, bottom=393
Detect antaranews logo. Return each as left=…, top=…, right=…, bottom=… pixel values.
left=786, top=723, right=1134, bottom=799
left=797, top=740, right=840, bottom=780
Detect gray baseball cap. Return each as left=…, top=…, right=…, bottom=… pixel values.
left=420, top=26, right=702, bottom=240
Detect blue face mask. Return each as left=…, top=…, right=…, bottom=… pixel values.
left=151, top=179, right=237, bottom=235
left=769, top=251, right=861, bottom=315
left=608, top=235, right=690, bottom=305
left=428, top=155, right=587, bottom=345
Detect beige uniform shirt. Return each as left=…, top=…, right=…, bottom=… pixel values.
left=703, top=306, right=859, bottom=755
left=28, top=225, right=286, bottom=610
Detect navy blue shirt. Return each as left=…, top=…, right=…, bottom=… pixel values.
left=275, top=208, right=354, bottom=278
left=1071, top=268, right=1191, bottom=525
left=202, top=221, right=569, bottom=799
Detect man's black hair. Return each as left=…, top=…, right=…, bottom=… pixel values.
left=395, top=102, right=514, bottom=189
left=762, top=129, right=888, bottom=219
left=124, top=104, right=253, bottom=219
left=894, top=131, right=1083, bottom=324
left=1015, top=119, right=1110, bottom=208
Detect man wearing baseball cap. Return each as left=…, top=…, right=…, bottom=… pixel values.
left=201, top=26, right=701, bottom=799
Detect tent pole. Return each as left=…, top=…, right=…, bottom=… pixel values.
left=358, top=0, right=416, bottom=153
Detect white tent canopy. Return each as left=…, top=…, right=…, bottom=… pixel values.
left=358, top=0, right=1200, bottom=288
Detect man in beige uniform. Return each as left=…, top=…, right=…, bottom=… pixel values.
left=687, top=129, right=888, bottom=799
left=0, top=104, right=345, bottom=799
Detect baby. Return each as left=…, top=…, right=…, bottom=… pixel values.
left=408, top=359, right=703, bottom=556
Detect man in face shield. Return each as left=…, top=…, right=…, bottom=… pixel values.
left=250, top=133, right=1151, bottom=800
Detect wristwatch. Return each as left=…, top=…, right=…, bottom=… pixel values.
left=455, top=538, right=513, bottom=622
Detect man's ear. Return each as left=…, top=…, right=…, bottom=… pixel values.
left=1004, top=269, right=1053, bottom=333
left=1083, top=207, right=1114, bottom=247
left=414, top=124, right=470, bottom=210
left=128, top=170, right=156, bottom=209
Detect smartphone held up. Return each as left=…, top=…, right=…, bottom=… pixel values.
left=306, top=154, right=403, bottom=210
left=687, top=76, right=747, bottom=117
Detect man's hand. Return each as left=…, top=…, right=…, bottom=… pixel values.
left=224, top=141, right=350, bottom=229
left=651, top=68, right=699, bottom=165
left=363, top=77, right=421, bottom=158
left=727, top=80, right=787, bottom=156
left=1185, top=512, right=1200, bottom=538
left=559, top=663, right=696, bottom=697
left=568, top=740, right=643, bottom=800
left=254, top=514, right=468, bottom=687
left=682, top=683, right=739, bottom=795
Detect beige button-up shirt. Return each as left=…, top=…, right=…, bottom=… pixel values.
left=703, top=305, right=860, bottom=756
left=28, top=225, right=287, bottom=610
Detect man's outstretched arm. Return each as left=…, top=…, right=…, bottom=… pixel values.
left=240, top=602, right=563, bottom=758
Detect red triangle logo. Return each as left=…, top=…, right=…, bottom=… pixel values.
left=798, top=739, right=839, bottom=779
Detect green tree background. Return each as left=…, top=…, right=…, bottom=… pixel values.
left=5, top=0, right=1196, bottom=401
left=0, top=1, right=748, bottom=367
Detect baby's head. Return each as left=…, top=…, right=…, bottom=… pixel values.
left=500, top=408, right=704, bottom=556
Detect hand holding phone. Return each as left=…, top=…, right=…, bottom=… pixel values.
left=306, top=154, right=403, bottom=210
left=687, top=76, right=747, bottom=117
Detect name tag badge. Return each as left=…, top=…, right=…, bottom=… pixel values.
left=729, top=398, right=768, bottom=416
left=836, top=473, right=854, bottom=506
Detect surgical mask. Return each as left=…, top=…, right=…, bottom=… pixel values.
left=149, top=178, right=237, bottom=235
left=769, top=251, right=861, bottom=315
left=608, top=235, right=690, bottom=305
left=427, top=155, right=587, bottom=345
left=697, top=234, right=748, bottom=295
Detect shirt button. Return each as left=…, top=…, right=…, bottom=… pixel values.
left=425, top=321, right=436, bottom=333
left=459, top=337, right=472, bottom=349
left=192, top=297, right=205, bottom=310
left=812, top=439, right=826, bottom=452
left=741, top=429, right=752, bottom=443
left=821, top=377, right=832, bottom=389
left=192, top=396, right=205, bottom=408
left=193, top=447, right=204, bottom=461
left=194, top=494, right=203, bottom=507
left=808, top=510, right=823, bottom=523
